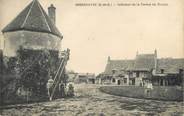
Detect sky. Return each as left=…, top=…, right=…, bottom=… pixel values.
left=0, top=0, right=183, bottom=74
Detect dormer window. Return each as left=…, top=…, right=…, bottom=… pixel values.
left=112, top=69, right=116, bottom=74
left=161, top=69, right=164, bottom=74
left=120, top=69, right=125, bottom=74
left=179, top=69, right=183, bottom=74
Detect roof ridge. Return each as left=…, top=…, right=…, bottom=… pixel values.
left=137, top=54, right=155, bottom=56
left=21, top=0, right=35, bottom=28
left=110, top=59, right=134, bottom=61
left=158, top=58, right=184, bottom=60
left=2, top=0, right=62, bottom=38
left=37, top=0, right=51, bottom=32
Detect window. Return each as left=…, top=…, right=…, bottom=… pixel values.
left=179, top=69, right=183, bottom=74
left=112, top=78, right=116, bottom=82
left=136, top=72, right=140, bottom=77
left=112, top=70, right=116, bottom=74
left=118, top=80, right=121, bottom=85
left=124, top=78, right=127, bottom=83
left=161, top=69, right=164, bottom=74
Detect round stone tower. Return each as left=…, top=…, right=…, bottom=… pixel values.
left=1, top=0, right=63, bottom=57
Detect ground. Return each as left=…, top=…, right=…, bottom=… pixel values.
left=1, top=84, right=183, bottom=116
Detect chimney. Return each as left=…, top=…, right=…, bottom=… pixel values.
left=135, top=50, right=139, bottom=59
left=108, top=56, right=111, bottom=62
left=179, top=69, right=183, bottom=74
left=136, top=51, right=139, bottom=56
left=154, top=49, right=157, bottom=57
left=48, top=4, right=56, bottom=24
left=154, top=49, right=157, bottom=70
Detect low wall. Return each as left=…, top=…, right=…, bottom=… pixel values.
left=99, top=86, right=183, bottom=101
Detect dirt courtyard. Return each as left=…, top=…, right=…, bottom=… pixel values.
left=1, top=84, right=183, bottom=116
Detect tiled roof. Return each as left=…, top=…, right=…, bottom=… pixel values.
left=157, top=58, right=184, bottom=73
left=134, top=54, right=156, bottom=70
left=104, top=60, right=134, bottom=75
left=104, top=54, right=184, bottom=75
left=2, top=0, right=62, bottom=39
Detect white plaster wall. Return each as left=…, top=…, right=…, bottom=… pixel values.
left=3, top=31, right=61, bottom=56
left=135, top=77, right=143, bottom=86
left=140, top=72, right=144, bottom=77
left=133, top=72, right=136, bottom=77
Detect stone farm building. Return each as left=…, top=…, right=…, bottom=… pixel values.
left=1, top=0, right=70, bottom=103
left=67, top=72, right=97, bottom=84
left=101, top=50, right=184, bottom=86
left=2, top=0, right=62, bottom=57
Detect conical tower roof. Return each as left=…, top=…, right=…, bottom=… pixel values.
left=2, top=0, right=62, bottom=39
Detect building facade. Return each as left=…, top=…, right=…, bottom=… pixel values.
left=74, top=73, right=96, bottom=84
left=102, top=50, right=184, bottom=86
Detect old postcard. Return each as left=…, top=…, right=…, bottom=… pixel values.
left=0, top=0, right=183, bottom=115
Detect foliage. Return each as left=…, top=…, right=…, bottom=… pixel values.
left=3, top=56, right=18, bottom=74
left=2, top=47, right=69, bottom=101
left=16, top=48, right=61, bottom=96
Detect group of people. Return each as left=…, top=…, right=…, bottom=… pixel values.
left=47, top=78, right=74, bottom=100
left=59, top=82, right=75, bottom=97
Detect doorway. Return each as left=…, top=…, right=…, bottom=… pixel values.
left=132, top=79, right=135, bottom=85
left=160, top=79, right=163, bottom=86
left=91, top=79, right=95, bottom=84
left=117, top=80, right=121, bottom=85
left=112, top=78, right=116, bottom=83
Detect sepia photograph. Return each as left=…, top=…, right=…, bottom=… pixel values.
left=0, top=0, right=183, bottom=115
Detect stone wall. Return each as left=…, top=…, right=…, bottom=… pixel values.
left=3, top=31, right=61, bottom=57
left=99, top=86, right=183, bottom=101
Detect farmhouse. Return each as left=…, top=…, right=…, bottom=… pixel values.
left=102, top=50, right=184, bottom=86
left=74, top=73, right=96, bottom=84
